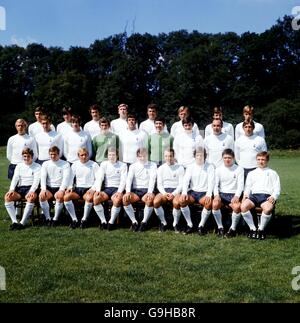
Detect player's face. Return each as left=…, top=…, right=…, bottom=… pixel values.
left=72, top=120, right=81, bottom=132
left=91, top=109, right=100, bottom=121
left=108, top=151, right=117, bottom=163
left=35, top=111, right=43, bottom=122
left=118, top=107, right=128, bottom=119
left=178, top=110, right=188, bottom=120
left=127, top=118, right=136, bottom=130
left=195, top=152, right=205, bottom=165
left=256, top=155, right=268, bottom=168
left=63, top=113, right=72, bottom=122
left=164, top=151, right=175, bottom=165
left=212, top=120, right=222, bottom=135
left=183, top=122, right=193, bottom=134
left=243, top=124, right=254, bottom=137
left=15, top=122, right=26, bottom=135
left=155, top=121, right=164, bottom=133
left=223, top=154, right=234, bottom=167
left=41, top=120, right=51, bottom=132
left=49, top=151, right=60, bottom=161
left=137, top=151, right=148, bottom=164
left=22, top=153, right=33, bottom=165
left=243, top=112, right=252, bottom=121
left=78, top=151, right=89, bottom=163
left=100, top=122, right=109, bottom=133
left=147, top=108, right=157, bottom=120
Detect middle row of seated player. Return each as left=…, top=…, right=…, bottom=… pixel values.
left=5, top=145, right=280, bottom=237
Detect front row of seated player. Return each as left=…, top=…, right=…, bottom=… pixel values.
left=4, top=146, right=280, bottom=240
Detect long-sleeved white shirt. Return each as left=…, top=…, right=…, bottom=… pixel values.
left=92, top=160, right=127, bottom=193
left=119, top=129, right=148, bottom=164
left=204, top=121, right=234, bottom=138
left=63, top=130, right=92, bottom=163
left=40, top=159, right=71, bottom=191
left=28, top=122, right=55, bottom=137
left=126, top=161, right=157, bottom=193
left=173, top=132, right=204, bottom=168
left=68, top=160, right=99, bottom=189
left=214, top=164, right=244, bottom=197
left=10, top=162, right=41, bottom=193
left=56, top=121, right=73, bottom=137
left=35, top=130, right=64, bottom=161
left=83, top=120, right=100, bottom=139
left=235, top=134, right=267, bottom=169
left=157, top=163, right=185, bottom=196
left=182, top=162, right=215, bottom=197
left=204, top=133, right=234, bottom=168
left=7, top=134, right=38, bottom=164
left=235, top=121, right=265, bottom=140
left=244, top=167, right=281, bottom=200
left=110, top=118, right=128, bottom=136
left=170, top=121, right=200, bottom=138
left=139, top=119, right=168, bottom=135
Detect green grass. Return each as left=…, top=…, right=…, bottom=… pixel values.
left=1, top=147, right=300, bottom=303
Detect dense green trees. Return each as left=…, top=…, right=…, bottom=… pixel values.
left=0, top=15, right=299, bottom=148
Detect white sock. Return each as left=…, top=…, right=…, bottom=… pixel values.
left=64, top=201, right=77, bottom=222
left=82, top=202, right=93, bottom=222
left=123, top=204, right=137, bottom=224
left=242, top=211, right=256, bottom=231
left=230, top=212, right=241, bottom=231
left=172, top=208, right=181, bottom=227
left=199, top=208, right=211, bottom=227
left=94, top=204, right=107, bottom=224
left=53, top=201, right=64, bottom=221
left=20, top=202, right=35, bottom=225
left=212, top=209, right=223, bottom=229
left=142, top=206, right=153, bottom=224
left=109, top=206, right=121, bottom=224
left=154, top=207, right=167, bottom=225
left=39, top=201, right=51, bottom=220
left=181, top=206, right=193, bottom=228
left=5, top=202, right=17, bottom=223
left=259, top=213, right=272, bottom=231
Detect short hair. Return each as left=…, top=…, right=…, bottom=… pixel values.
left=136, top=148, right=148, bottom=156
left=212, top=118, right=223, bottom=128
left=127, top=114, right=136, bottom=121
left=62, top=106, right=72, bottom=115
left=194, top=147, right=207, bottom=160
left=213, top=106, right=223, bottom=114
left=243, top=105, right=254, bottom=114
left=49, top=146, right=60, bottom=154
left=154, top=117, right=166, bottom=125
left=99, top=117, right=110, bottom=126
left=77, top=147, right=89, bottom=156
left=182, top=116, right=194, bottom=126
left=71, top=115, right=81, bottom=125
left=107, top=146, right=119, bottom=158
left=177, top=106, right=189, bottom=115
left=164, top=148, right=175, bottom=156
left=89, top=104, right=101, bottom=113
left=15, top=119, right=28, bottom=127
left=147, top=103, right=158, bottom=111
left=22, top=148, right=34, bottom=157
left=41, top=114, right=51, bottom=123
left=257, top=151, right=269, bottom=161
left=242, top=120, right=255, bottom=129
left=35, top=106, right=45, bottom=113
left=222, top=148, right=235, bottom=158
left=118, top=103, right=128, bottom=110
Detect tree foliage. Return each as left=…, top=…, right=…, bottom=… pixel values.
left=0, top=15, right=299, bottom=148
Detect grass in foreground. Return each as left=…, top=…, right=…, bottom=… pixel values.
left=0, top=148, right=300, bottom=303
